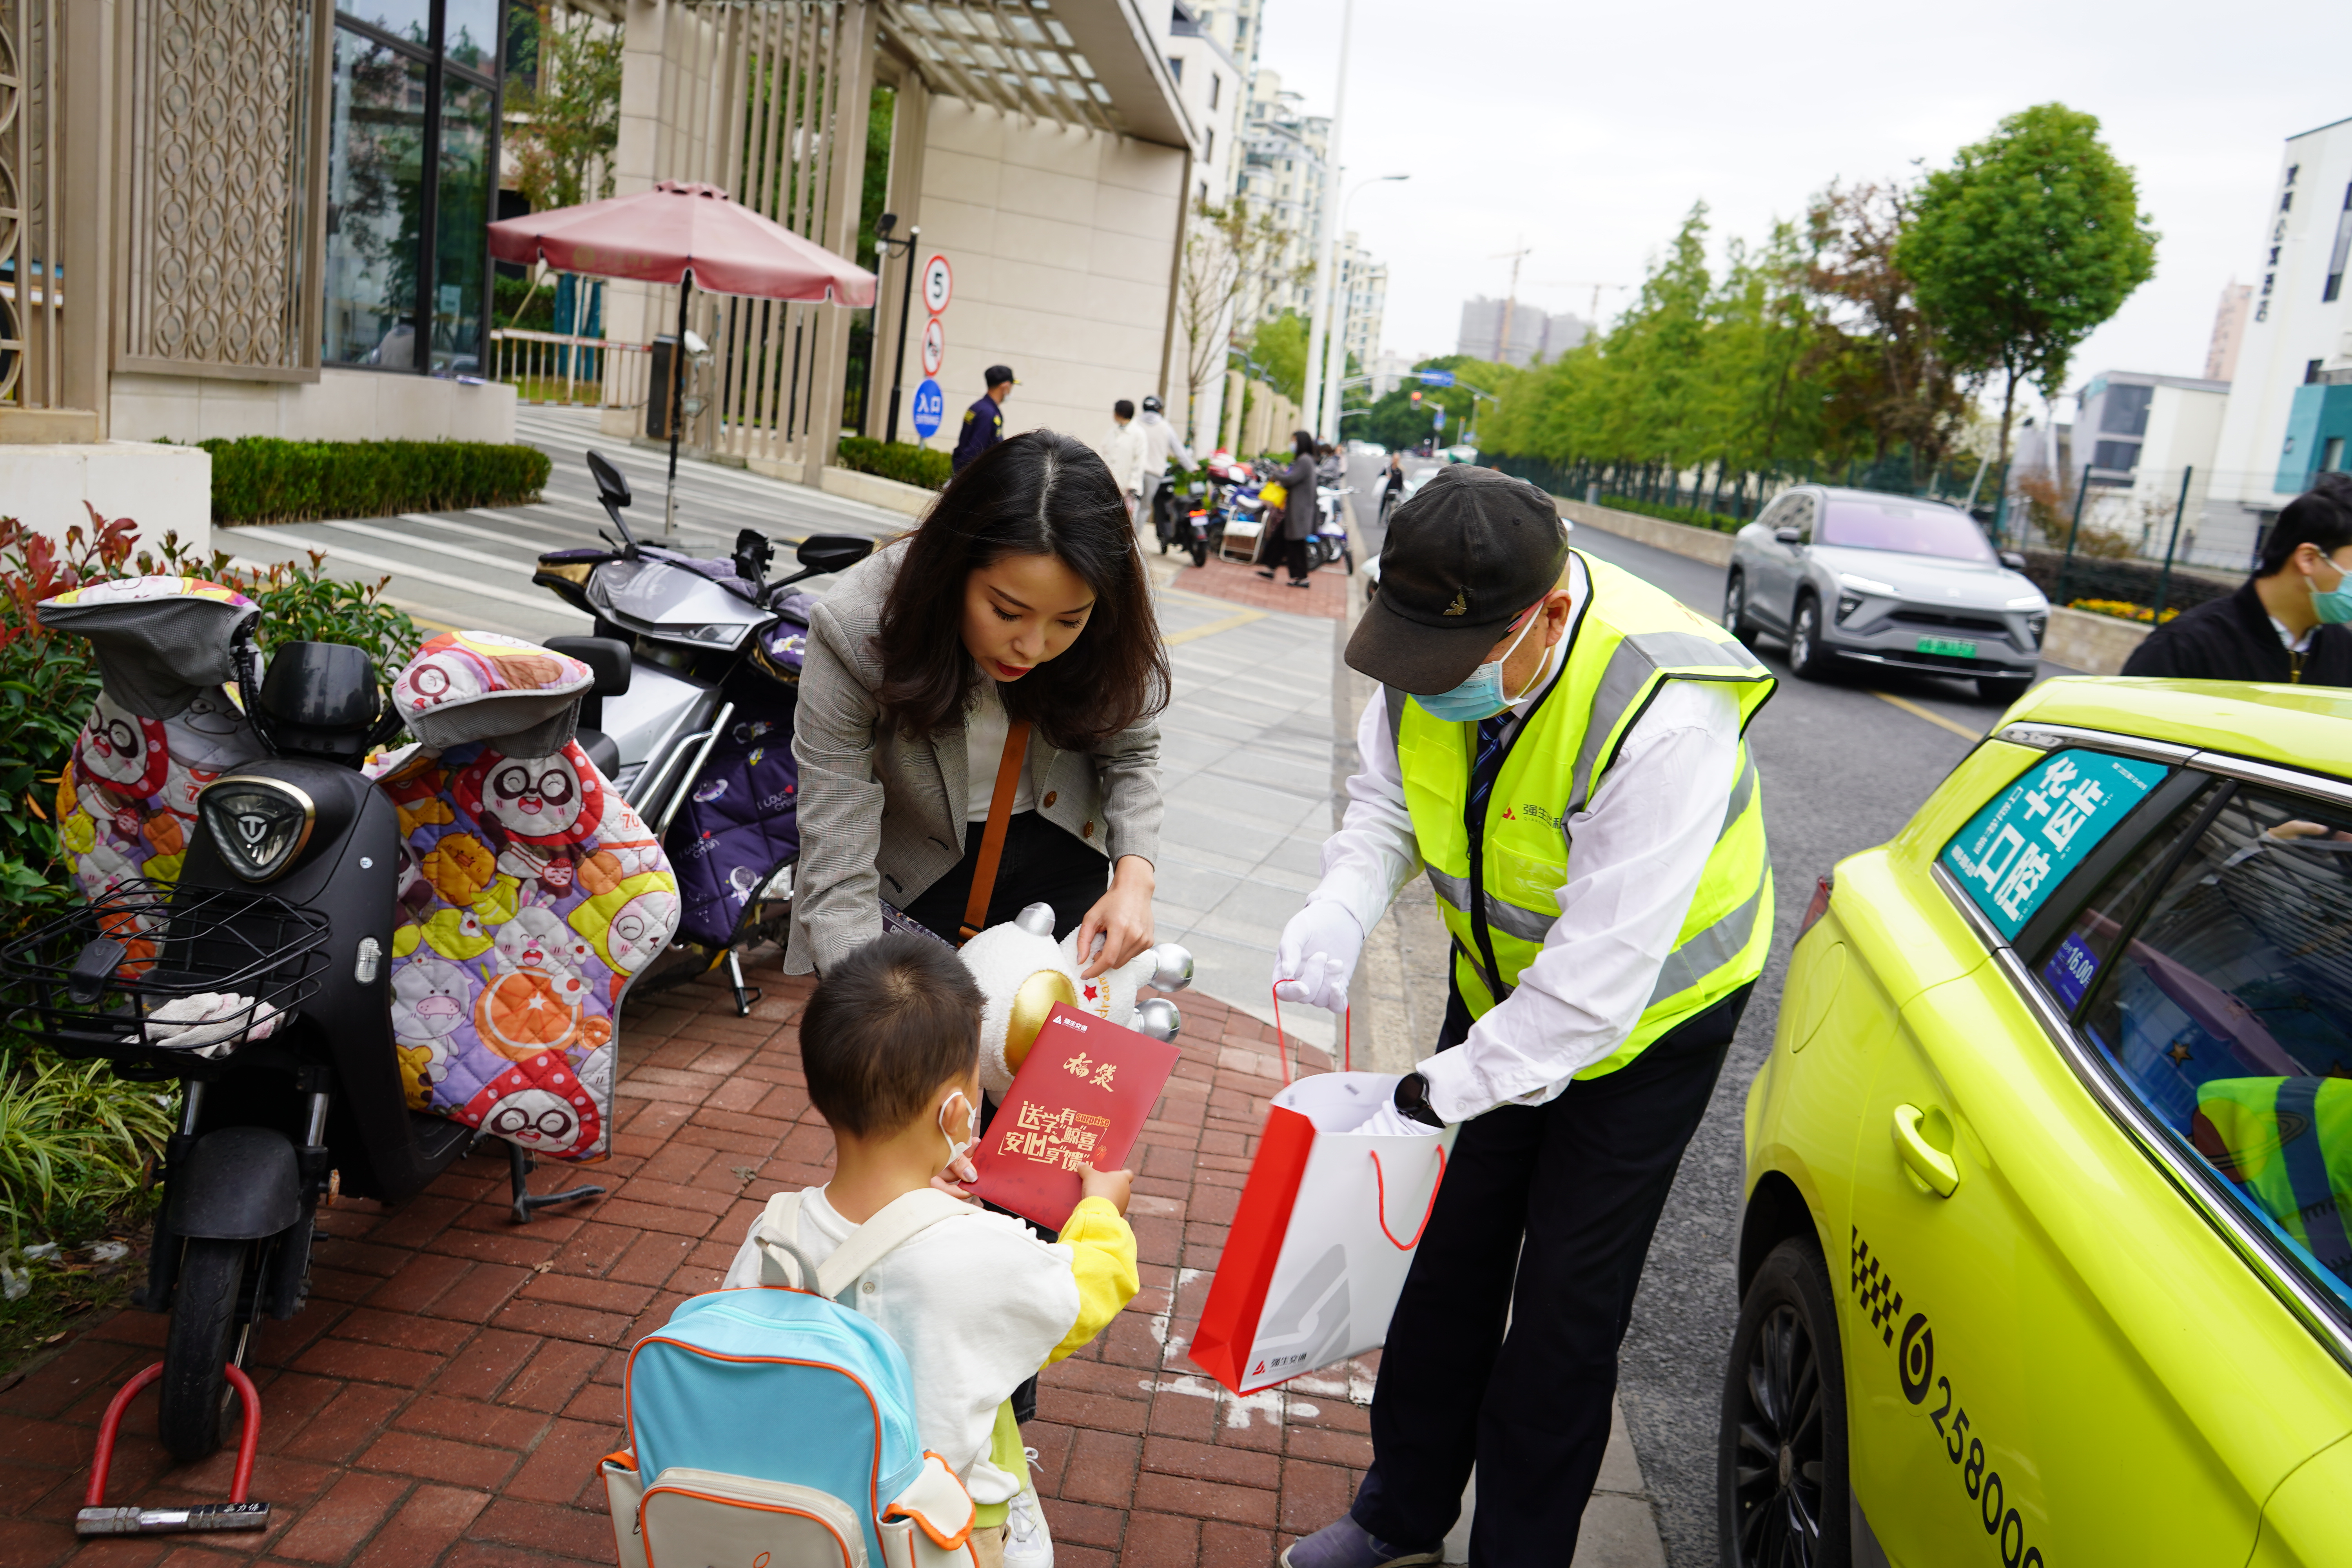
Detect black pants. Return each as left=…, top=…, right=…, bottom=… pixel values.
left=1350, top=982, right=1753, bottom=1564
left=1256, top=528, right=1309, bottom=582
left=902, top=812, right=1105, bottom=1426
left=898, top=811, right=1108, bottom=943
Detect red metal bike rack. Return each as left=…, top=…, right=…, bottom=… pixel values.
left=74, top=1361, right=271, bottom=1536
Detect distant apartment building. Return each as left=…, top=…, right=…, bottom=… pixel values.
left=2205, top=281, right=2253, bottom=382
left=1164, top=1, right=1247, bottom=206
left=1236, top=70, right=1330, bottom=324
left=1342, top=242, right=1386, bottom=376
left=1457, top=295, right=1586, bottom=366
left=2204, top=113, right=2352, bottom=564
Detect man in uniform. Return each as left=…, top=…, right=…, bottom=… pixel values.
left=1276, top=466, right=1775, bottom=1567
left=951, top=364, right=1016, bottom=475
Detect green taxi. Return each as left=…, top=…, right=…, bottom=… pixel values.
left=1723, top=677, right=2352, bottom=1567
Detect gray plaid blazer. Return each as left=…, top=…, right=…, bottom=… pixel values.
left=783, top=542, right=1163, bottom=976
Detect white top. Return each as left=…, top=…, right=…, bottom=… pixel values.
left=1308, top=556, right=1747, bottom=1122
left=719, top=1186, right=1079, bottom=1506
left=965, top=678, right=1038, bottom=821
left=2268, top=614, right=2316, bottom=655
left=1100, top=420, right=1149, bottom=494
left=1137, top=410, right=1191, bottom=471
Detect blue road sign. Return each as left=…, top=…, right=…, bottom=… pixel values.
left=1432, top=407, right=1446, bottom=429
left=911, top=377, right=944, bottom=439
left=1418, top=370, right=1457, bottom=388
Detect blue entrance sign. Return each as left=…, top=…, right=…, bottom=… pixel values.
left=911, top=377, right=944, bottom=439
left=1418, top=370, right=1457, bottom=388
left=1432, top=407, right=1445, bottom=429
left=1940, top=748, right=2170, bottom=940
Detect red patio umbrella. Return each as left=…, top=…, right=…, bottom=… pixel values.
left=488, top=180, right=878, bottom=531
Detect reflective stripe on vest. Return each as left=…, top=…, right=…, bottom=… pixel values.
left=2194, top=1076, right=2352, bottom=1274
left=1391, top=550, right=1775, bottom=1079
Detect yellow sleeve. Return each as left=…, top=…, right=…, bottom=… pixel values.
left=1046, top=1197, right=1140, bottom=1365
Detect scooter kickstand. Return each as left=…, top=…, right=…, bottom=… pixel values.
left=726, top=947, right=761, bottom=1017
left=508, top=1139, right=605, bottom=1224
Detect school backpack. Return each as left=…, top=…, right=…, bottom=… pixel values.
left=604, top=1188, right=980, bottom=1568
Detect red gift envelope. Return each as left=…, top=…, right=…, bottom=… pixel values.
left=968, top=1003, right=1179, bottom=1232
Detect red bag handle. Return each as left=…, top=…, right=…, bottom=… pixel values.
left=1369, top=1146, right=1446, bottom=1250
left=1268, top=983, right=1350, bottom=1085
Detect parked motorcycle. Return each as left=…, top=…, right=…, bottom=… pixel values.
left=1309, top=483, right=1357, bottom=574
left=531, top=451, right=873, bottom=1014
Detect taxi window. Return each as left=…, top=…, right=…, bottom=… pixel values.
left=2074, top=784, right=2352, bottom=1304
left=1940, top=749, right=2173, bottom=940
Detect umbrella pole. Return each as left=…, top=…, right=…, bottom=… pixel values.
left=665, top=272, right=691, bottom=538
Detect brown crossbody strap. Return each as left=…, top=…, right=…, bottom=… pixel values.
left=960, top=718, right=1032, bottom=942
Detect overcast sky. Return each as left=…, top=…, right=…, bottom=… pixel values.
left=1257, top=0, right=2350, bottom=426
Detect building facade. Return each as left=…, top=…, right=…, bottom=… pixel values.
left=2205, top=280, right=2252, bottom=383
left=2204, top=113, right=2352, bottom=563
left=2068, top=369, right=2232, bottom=563
left=1455, top=294, right=1584, bottom=366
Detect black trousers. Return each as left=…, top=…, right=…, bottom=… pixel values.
left=1351, top=982, right=1753, bottom=1564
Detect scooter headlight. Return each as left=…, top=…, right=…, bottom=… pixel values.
left=199, top=778, right=316, bottom=882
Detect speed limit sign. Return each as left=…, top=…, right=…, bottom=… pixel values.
left=920, top=317, right=946, bottom=377
left=922, top=254, right=953, bottom=315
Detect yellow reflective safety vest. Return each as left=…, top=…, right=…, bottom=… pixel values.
left=1390, top=551, right=1775, bottom=1079
left=2193, top=1076, right=2352, bottom=1276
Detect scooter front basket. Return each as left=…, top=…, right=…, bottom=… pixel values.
left=0, top=880, right=331, bottom=1077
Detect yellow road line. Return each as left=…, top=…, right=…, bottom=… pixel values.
left=1870, top=690, right=1984, bottom=742
left=1163, top=608, right=1267, bottom=646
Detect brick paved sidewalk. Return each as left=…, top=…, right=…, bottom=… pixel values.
left=0, top=965, right=1365, bottom=1568
left=1168, top=552, right=1354, bottom=622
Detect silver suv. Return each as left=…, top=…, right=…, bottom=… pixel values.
left=1722, top=485, right=2049, bottom=704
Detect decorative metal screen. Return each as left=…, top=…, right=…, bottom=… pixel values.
left=116, top=0, right=323, bottom=379
left=0, top=0, right=61, bottom=407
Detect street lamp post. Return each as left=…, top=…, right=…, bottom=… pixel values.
left=875, top=216, right=920, bottom=446
left=1299, top=0, right=1354, bottom=448
left=1319, top=172, right=1408, bottom=443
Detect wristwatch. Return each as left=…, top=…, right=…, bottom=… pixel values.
left=1394, top=1072, right=1446, bottom=1129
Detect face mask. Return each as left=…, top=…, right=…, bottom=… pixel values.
left=939, top=1091, right=977, bottom=1171
left=2310, top=553, right=2352, bottom=625
left=1413, top=608, right=1553, bottom=723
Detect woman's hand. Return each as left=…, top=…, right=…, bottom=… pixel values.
left=1074, top=856, right=1155, bottom=979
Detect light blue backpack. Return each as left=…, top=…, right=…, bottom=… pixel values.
left=604, top=1189, right=978, bottom=1568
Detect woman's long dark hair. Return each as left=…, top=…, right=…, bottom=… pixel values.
left=874, top=429, right=1170, bottom=750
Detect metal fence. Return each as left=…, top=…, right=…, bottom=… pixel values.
left=489, top=329, right=652, bottom=410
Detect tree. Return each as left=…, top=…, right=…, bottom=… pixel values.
left=505, top=13, right=623, bottom=212
left=1174, top=199, right=1307, bottom=447
left=1804, top=181, right=1971, bottom=486
left=1898, top=104, right=2158, bottom=470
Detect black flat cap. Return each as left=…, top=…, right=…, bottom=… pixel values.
left=1348, top=466, right=1570, bottom=694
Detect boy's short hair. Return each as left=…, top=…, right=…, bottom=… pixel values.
left=2258, top=488, right=2352, bottom=577
left=802, top=935, right=982, bottom=1138
left=1114, top=399, right=1136, bottom=420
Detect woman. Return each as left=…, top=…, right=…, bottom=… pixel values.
left=788, top=430, right=1169, bottom=982
left=1255, top=429, right=1319, bottom=589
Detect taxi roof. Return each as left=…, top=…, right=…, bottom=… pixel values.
left=2007, top=677, right=2352, bottom=785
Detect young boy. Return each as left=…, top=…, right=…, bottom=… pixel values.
left=722, top=934, right=1138, bottom=1568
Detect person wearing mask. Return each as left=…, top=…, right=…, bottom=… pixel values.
left=1101, top=399, right=1149, bottom=521
left=953, top=365, right=1018, bottom=475
left=1256, top=429, right=1319, bottom=589
left=1135, top=394, right=1192, bottom=547
left=1275, top=467, right=1775, bottom=1566
left=2120, top=486, right=2352, bottom=684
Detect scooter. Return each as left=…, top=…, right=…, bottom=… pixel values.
left=1, top=588, right=473, bottom=1464
left=1309, top=484, right=1357, bottom=574
left=532, top=451, right=873, bottom=1013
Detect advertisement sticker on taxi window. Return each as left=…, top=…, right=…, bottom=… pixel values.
left=1941, top=749, right=2170, bottom=939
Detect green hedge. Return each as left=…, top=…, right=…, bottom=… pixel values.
left=1594, top=493, right=1747, bottom=535
left=836, top=436, right=952, bottom=492
left=200, top=437, right=552, bottom=526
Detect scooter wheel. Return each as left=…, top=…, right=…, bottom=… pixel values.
left=158, top=1236, right=250, bottom=1463
left=1190, top=541, right=1208, bottom=569
left=1343, top=547, right=1356, bottom=576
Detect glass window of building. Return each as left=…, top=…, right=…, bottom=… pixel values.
left=2100, top=382, right=2153, bottom=437
left=325, top=2, right=501, bottom=376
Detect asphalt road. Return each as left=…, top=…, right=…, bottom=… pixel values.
left=1346, top=452, right=2083, bottom=1565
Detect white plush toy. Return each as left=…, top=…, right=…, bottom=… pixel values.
left=960, top=902, right=1193, bottom=1095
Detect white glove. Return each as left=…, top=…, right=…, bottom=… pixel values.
left=1273, top=901, right=1365, bottom=1013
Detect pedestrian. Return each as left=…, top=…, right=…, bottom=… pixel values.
left=1101, top=399, right=1149, bottom=521
left=953, top=365, right=1017, bottom=475
left=1256, top=428, right=1318, bottom=589
left=1136, top=394, right=1192, bottom=544
left=2119, top=485, right=2352, bottom=684
left=1274, top=466, right=1776, bottom=1567
left=722, top=932, right=1140, bottom=1568
left=787, top=428, right=1168, bottom=986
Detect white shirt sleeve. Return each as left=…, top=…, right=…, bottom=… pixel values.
left=1307, top=688, right=1424, bottom=938
left=1416, top=678, right=1746, bottom=1122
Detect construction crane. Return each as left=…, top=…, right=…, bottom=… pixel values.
left=1535, top=281, right=1632, bottom=346
left=1488, top=241, right=1532, bottom=364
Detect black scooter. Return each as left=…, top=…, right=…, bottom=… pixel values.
left=0, top=625, right=552, bottom=1463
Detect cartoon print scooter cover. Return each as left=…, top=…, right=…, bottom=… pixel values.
left=36, top=577, right=269, bottom=963
left=372, top=630, right=681, bottom=1163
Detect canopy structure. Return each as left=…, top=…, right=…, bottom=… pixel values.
left=488, top=181, right=878, bottom=530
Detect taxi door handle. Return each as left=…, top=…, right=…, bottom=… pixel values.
left=1892, top=1104, right=1961, bottom=1198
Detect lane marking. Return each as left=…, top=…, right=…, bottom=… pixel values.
left=1869, top=689, right=1984, bottom=741
left=229, top=534, right=588, bottom=617
left=1164, top=608, right=1267, bottom=646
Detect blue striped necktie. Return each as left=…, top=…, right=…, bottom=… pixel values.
left=1467, top=713, right=1509, bottom=824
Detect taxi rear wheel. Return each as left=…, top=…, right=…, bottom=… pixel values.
left=1719, top=1236, right=1850, bottom=1567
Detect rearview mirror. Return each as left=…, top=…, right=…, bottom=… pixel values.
left=1773, top=526, right=1803, bottom=546
left=586, top=449, right=632, bottom=508
left=797, top=535, right=873, bottom=576
left=2000, top=550, right=2027, bottom=571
